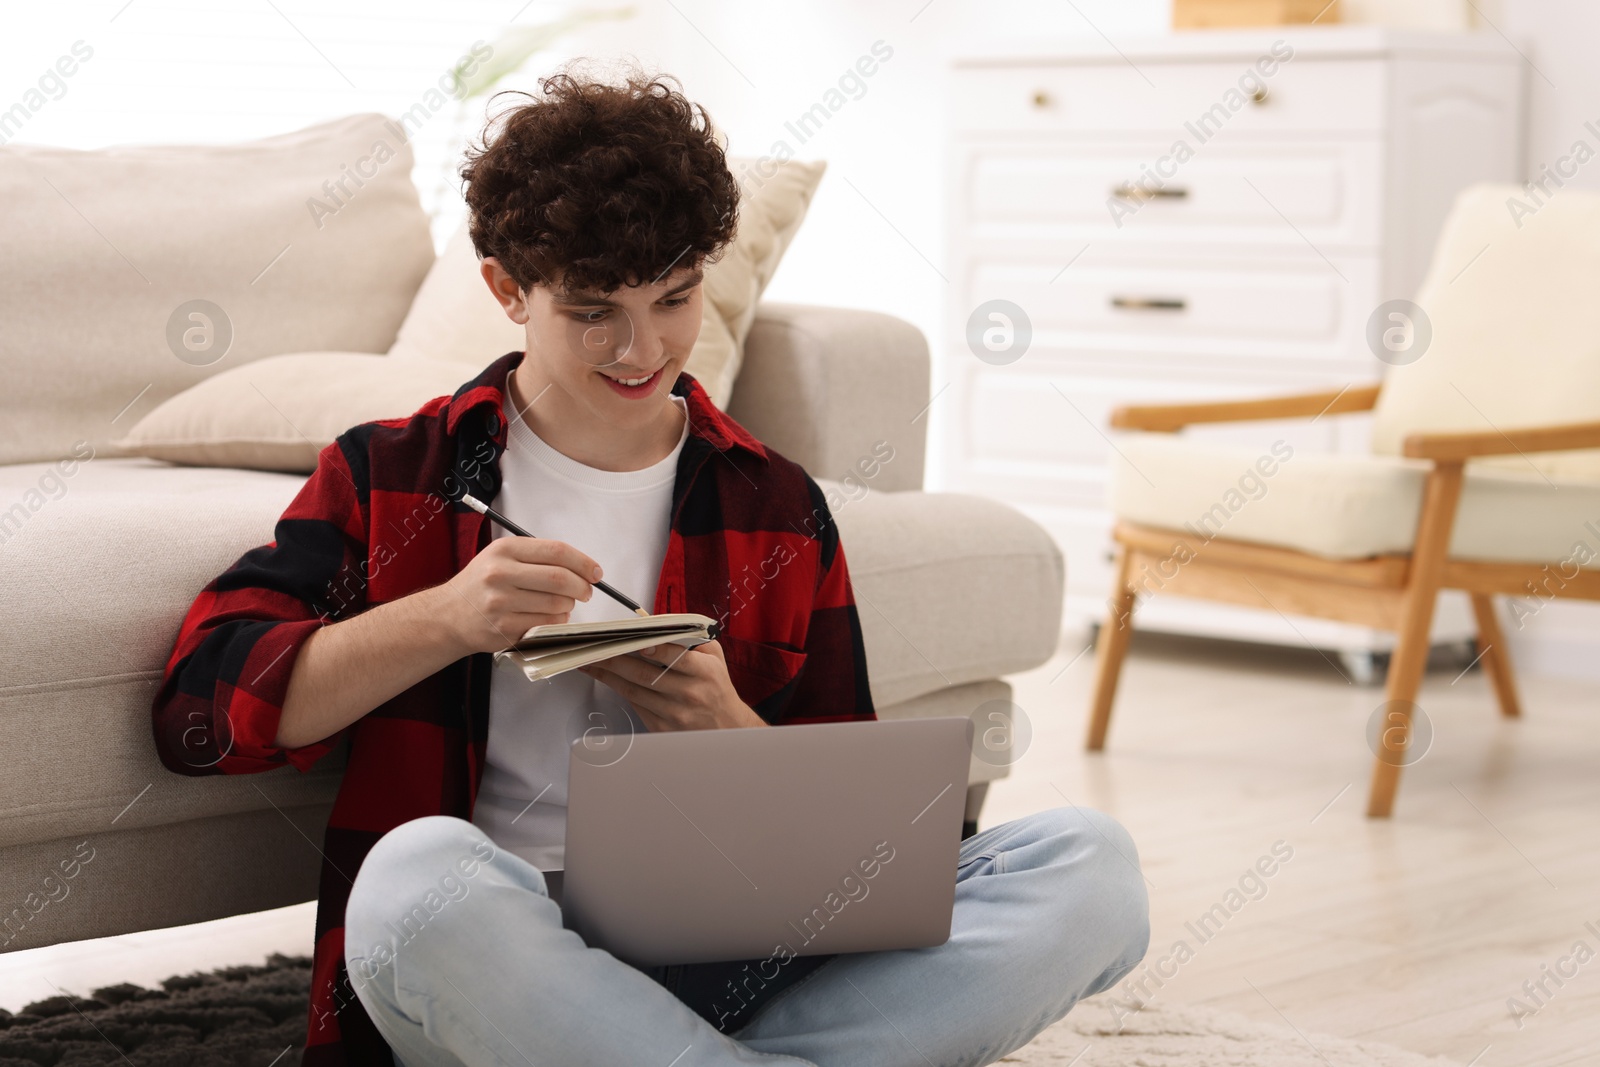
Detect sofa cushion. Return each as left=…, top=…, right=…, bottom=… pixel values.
left=818, top=479, right=1065, bottom=707
left=0, top=457, right=1058, bottom=848
left=112, top=352, right=474, bottom=472
left=386, top=158, right=826, bottom=410
left=1110, top=432, right=1600, bottom=564
left=0, top=459, right=341, bottom=852
left=0, top=113, right=436, bottom=467
left=1370, top=183, right=1600, bottom=480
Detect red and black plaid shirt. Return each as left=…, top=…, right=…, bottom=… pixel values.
left=149, top=352, right=876, bottom=1066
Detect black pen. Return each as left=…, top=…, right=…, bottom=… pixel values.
left=460, top=493, right=651, bottom=618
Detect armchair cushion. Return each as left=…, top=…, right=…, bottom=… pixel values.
left=1370, top=183, right=1600, bottom=481
left=1111, top=432, right=1600, bottom=564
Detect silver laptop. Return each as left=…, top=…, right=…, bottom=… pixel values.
left=559, top=717, right=973, bottom=967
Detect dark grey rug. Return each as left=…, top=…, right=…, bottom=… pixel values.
left=0, top=953, right=310, bottom=1066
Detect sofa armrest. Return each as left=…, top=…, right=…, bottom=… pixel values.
left=728, top=303, right=928, bottom=492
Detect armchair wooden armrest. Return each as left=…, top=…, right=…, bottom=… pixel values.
left=1110, top=384, right=1382, bottom=432
left=1403, top=419, right=1600, bottom=461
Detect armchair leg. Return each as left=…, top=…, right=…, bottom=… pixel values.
left=1366, top=601, right=1435, bottom=818
left=1367, top=462, right=1465, bottom=818
left=1470, top=594, right=1524, bottom=719
left=1086, top=547, right=1137, bottom=751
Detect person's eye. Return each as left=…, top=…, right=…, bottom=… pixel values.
left=569, top=309, right=610, bottom=323
left=661, top=295, right=692, bottom=309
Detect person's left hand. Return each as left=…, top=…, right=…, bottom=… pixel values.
left=577, top=640, right=767, bottom=731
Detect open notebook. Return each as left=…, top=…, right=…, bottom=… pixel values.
left=492, top=613, right=720, bottom=682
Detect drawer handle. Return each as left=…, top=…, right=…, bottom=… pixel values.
left=1110, top=296, right=1187, bottom=312
left=1111, top=184, right=1189, bottom=202
left=1251, top=86, right=1270, bottom=105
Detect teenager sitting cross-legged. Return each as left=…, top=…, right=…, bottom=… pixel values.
left=151, top=68, right=1150, bottom=1067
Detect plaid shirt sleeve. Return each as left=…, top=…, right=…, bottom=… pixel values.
left=150, top=438, right=369, bottom=777
left=771, top=474, right=876, bottom=725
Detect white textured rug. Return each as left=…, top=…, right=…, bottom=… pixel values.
left=1007, top=1000, right=1464, bottom=1066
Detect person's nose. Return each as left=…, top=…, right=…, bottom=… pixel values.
left=621, top=316, right=665, bottom=370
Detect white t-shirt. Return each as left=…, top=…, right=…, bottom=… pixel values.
left=471, top=396, right=689, bottom=870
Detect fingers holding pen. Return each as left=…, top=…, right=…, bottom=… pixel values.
left=439, top=536, right=600, bottom=654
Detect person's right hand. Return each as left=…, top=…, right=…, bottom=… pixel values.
left=431, top=536, right=601, bottom=655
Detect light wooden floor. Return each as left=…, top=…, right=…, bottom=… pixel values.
left=5, top=630, right=1597, bottom=1066
left=988, top=627, right=1600, bottom=1067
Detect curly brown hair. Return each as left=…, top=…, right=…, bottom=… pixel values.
left=459, top=67, right=740, bottom=296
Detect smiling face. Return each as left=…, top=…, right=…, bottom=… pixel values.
left=481, top=256, right=703, bottom=471
left=458, top=72, right=740, bottom=468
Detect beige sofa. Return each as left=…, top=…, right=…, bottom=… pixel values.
left=0, top=116, right=1063, bottom=953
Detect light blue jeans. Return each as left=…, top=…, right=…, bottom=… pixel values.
left=343, top=807, right=1150, bottom=1067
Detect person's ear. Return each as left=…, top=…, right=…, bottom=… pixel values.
left=480, top=257, right=530, bottom=324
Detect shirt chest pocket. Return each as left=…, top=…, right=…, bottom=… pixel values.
left=715, top=634, right=807, bottom=717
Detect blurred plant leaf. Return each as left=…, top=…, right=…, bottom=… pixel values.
left=459, top=6, right=638, bottom=100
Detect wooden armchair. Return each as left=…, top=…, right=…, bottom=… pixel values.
left=1084, top=184, right=1600, bottom=817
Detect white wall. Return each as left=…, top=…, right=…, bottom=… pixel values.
left=1493, top=0, right=1600, bottom=193
left=6, top=0, right=1587, bottom=339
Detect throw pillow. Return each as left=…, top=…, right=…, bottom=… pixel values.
left=0, top=113, right=436, bottom=467
left=112, top=352, right=471, bottom=473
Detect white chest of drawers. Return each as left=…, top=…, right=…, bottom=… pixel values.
left=940, top=28, right=1524, bottom=662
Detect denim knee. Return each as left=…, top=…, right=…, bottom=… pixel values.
left=344, top=816, right=503, bottom=988
left=1037, top=807, right=1151, bottom=963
